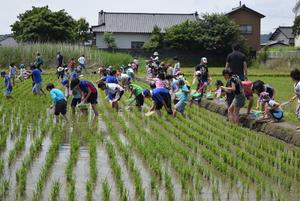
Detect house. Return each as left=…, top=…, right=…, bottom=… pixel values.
left=269, top=26, right=294, bottom=46
left=0, top=34, right=18, bottom=47
left=91, top=11, right=198, bottom=49
left=293, top=0, right=300, bottom=47
left=261, top=40, right=289, bottom=48
left=226, top=3, right=265, bottom=51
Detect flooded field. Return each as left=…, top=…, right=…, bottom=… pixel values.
left=0, top=75, right=300, bottom=201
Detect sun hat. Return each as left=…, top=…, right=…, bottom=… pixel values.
left=175, top=71, right=183, bottom=76
left=201, top=57, right=208, bottom=63
left=153, top=52, right=159, bottom=56
left=142, top=89, right=151, bottom=97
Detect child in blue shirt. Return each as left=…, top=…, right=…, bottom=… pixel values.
left=46, top=83, right=68, bottom=123
left=173, top=79, right=190, bottom=117
left=1, top=71, right=12, bottom=98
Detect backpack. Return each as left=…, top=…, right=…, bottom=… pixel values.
left=231, top=75, right=244, bottom=95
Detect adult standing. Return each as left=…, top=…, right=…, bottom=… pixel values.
left=56, top=52, right=64, bottom=67
left=78, top=54, right=86, bottom=72
left=172, top=57, right=180, bottom=76
left=32, top=65, right=46, bottom=95
left=35, top=53, right=44, bottom=72
left=225, top=44, right=248, bottom=81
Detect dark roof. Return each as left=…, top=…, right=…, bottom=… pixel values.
left=269, top=26, right=294, bottom=40
left=92, top=11, right=198, bottom=33
left=226, top=4, right=265, bottom=18
left=261, top=40, right=289, bottom=47
left=0, top=34, right=13, bottom=42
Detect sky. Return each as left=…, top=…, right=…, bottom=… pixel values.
left=0, top=0, right=296, bottom=35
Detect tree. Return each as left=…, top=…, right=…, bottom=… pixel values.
left=293, top=15, right=300, bottom=37
left=74, top=18, right=90, bottom=44
left=11, top=6, right=77, bottom=43
left=164, top=14, right=247, bottom=52
left=143, top=26, right=163, bottom=51
left=103, top=32, right=117, bottom=49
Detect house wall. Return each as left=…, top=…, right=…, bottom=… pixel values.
left=0, top=37, right=18, bottom=47
left=228, top=11, right=261, bottom=51
left=272, top=33, right=290, bottom=45
left=95, top=33, right=150, bottom=49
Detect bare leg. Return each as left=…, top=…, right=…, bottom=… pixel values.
left=71, top=106, right=76, bottom=115
left=233, top=106, right=241, bottom=123
left=247, top=97, right=254, bottom=114
left=91, top=104, right=99, bottom=116
left=54, top=115, right=59, bottom=124
left=63, top=114, right=68, bottom=122
left=228, top=104, right=235, bottom=123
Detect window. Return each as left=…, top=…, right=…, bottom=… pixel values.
left=239, top=25, right=253, bottom=34
left=131, top=41, right=144, bottom=49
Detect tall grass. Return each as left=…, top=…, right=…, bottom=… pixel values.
left=0, top=43, right=133, bottom=68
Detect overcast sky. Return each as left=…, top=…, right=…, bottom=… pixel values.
left=0, top=0, right=296, bottom=35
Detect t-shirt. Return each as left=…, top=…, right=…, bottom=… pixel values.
left=195, top=64, right=208, bottom=81
left=78, top=56, right=85, bottom=65
left=152, top=87, right=169, bottom=104
left=57, top=55, right=63, bottom=65
left=72, top=88, right=81, bottom=99
left=294, top=81, right=300, bottom=102
left=130, top=84, right=143, bottom=96
left=68, top=60, right=76, bottom=69
left=173, top=62, right=180, bottom=76
left=71, top=71, right=78, bottom=80
left=50, top=88, right=65, bottom=104
left=226, top=50, right=246, bottom=76
left=105, top=75, right=118, bottom=84
left=32, top=69, right=42, bottom=83
left=264, top=84, right=274, bottom=98
left=175, top=85, right=189, bottom=102
left=242, top=81, right=253, bottom=96
left=229, top=75, right=243, bottom=95
left=79, top=80, right=97, bottom=94
left=9, top=66, right=17, bottom=76
left=106, top=83, right=124, bottom=94
left=4, top=75, right=12, bottom=89
left=153, top=78, right=168, bottom=88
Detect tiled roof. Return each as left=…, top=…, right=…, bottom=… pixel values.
left=270, top=26, right=294, bottom=40
left=226, top=4, right=265, bottom=18
left=0, top=34, right=13, bottom=42
left=91, top=11, right=198, bottom=33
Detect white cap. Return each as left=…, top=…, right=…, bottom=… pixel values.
left=153, top=52, right=159, bottom=56
left=201, top=57, right=208, bottom=63
left=57, top=67, right=64, bottom=72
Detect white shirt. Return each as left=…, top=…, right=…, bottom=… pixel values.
left=173, top=62, right=180, bottom=75
left=106, top=83, right=124, bottom=94
left=78, top=56, right=85, bottom=65
left=133, top=59, right=139, bottom=65
left=294, top=82, right=300, bottom=102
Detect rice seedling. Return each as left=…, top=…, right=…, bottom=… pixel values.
left=49, top=180, right=61, bottom=201
left=102, top=179, right=111, bottom=201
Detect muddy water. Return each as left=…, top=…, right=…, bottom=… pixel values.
left=94, top=145, right=119, bottom=201
left=74, top=147, right=89, bottom=201
left=42, top=143, right=70, bottom=201
left=4, top=133, right=32, bottom=201
left=26, top=136, right=51, bottom=200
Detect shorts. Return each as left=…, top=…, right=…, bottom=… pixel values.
left=270, top=109, right=283, bottom=121
left=86, top=92, right=98, bottom=104
left=175, top=99, right=187, bottom=113
left=135, top=94, right=144, bottom=106
left=33, top=82, right=42, bottom=94
left=62, top=80, right=69, bottom=87
left=4, top=88, right=12, bottom=96
left=296, top=104, right=300, bottom=119
left=155, top=93, right=172, bottom=114
left=71, top=98, right=81, bottom=107
left=80, top=63, right=85, bottom=69
left=232, top=93, right=245, bottom=108
left=55, top=100, right=67, bottom=115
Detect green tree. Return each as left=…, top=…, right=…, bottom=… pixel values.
left=293, top=15, right=300, bottom=37
left=103, top=32, right=117, bottom=49
left=143, top=26, right=163, bottom=51
left=74, top=18, right=90, bottom=44
left=164, top=14, right=246, bottom=52
left=11, top=6, right=76, bottom=42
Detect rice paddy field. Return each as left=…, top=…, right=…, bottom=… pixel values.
left=0, top=71, right=300, bottom=201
